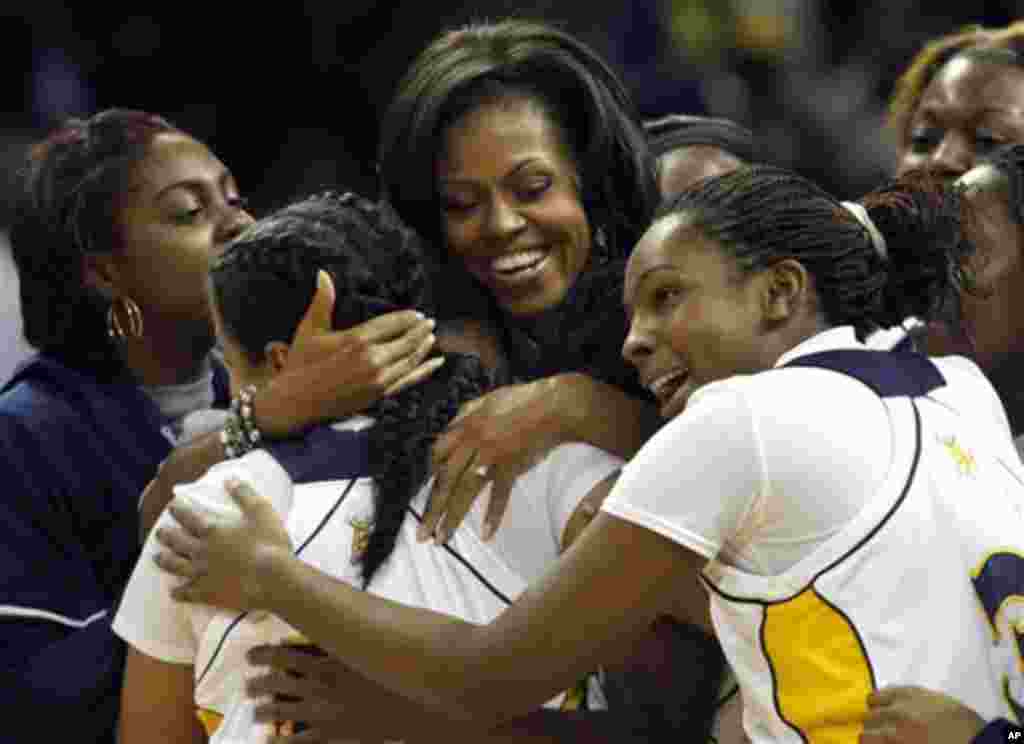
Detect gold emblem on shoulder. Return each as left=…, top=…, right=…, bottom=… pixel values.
left=349, top=515, right=373, bottom=564
left=941, top=435, right=976, bottom=476
left=196, top=707, right=224, bottom=737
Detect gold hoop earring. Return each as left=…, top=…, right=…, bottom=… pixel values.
left=107, top=297, right=144, bottom=342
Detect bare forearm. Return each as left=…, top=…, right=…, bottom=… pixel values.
left=261, top=547, right=495, bottom=719
left=256, top=516, right=671, bottom=726
left=320, top=663, right=647, bottom=743
left=561, top=374, right=661, bottom=459
left=259, top=547, right=607, bottom=725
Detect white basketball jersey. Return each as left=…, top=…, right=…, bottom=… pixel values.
left=192, top=452, right=615, bottom=742
left=702, top=351, right=1024, bottom=743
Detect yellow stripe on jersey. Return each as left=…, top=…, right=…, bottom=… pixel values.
left=762, top=588, right=873, bottom=743
left=196, top=707, right=223, bottom=737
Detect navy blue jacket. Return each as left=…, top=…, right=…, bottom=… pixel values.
left=0, top=355, right=229, bottom=744
left=0, top=354, right=373, bottom=744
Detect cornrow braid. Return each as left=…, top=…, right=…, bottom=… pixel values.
left=361, top=351, right=490, bottom=586
left=9, top=109, right=179, bottom=375
left=860, top=173, right=974, bottom=330
left=208, top=191, right=495, bottom=588
left=662, top=165, right=970, bottom=338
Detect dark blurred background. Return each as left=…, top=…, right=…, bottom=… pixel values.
left=2, top=0, right=1022, bottom=219
left=1, top=0, right=1021, bottom=381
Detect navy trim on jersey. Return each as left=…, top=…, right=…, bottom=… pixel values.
left=263, top=426, right=370, bottom=484
left=782, top=349, right=945, bottom=399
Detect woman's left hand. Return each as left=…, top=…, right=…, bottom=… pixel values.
left=419, top=376, right=576, bottom=544
left=153, top=479, right=292, bottom=612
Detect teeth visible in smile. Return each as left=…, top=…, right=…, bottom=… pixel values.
left=649, top=370, right=688, bottom=399
left=491, top=250, right=546, bottom=273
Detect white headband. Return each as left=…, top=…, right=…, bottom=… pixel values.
left=840, top=201, right=887, bottom=260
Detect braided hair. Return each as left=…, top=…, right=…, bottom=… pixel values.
left=9, top=109, right=180, bottom=375
left=660, top=165, right=973, bottom=339
left=209, top=192, right=494, bottom=587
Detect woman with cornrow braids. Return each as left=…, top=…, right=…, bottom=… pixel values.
left=115, top=192, right=634, bottom=743
left=0, top=110, right=443, bottom=744
left=155, top=165, right=1024, bottom=743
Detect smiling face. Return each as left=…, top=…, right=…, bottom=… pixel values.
left=436, top=98, right=592, bottom=318
left=109, top=132, right=253, bottom=349
left=896, top=54, right=1024, bottom=181
left=621, top=214, right=777, bottom=419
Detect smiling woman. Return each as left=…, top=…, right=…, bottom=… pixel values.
left=153, top=165, right=1024, bottom=744
left=375, top=19, right=728, bottom=739
left=378, top=17, right=662, bottom=548
left=437, top=94, right=593, bottom=319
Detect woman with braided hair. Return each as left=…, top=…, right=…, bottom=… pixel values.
left=0, top=110, right=440, bottom=743
left=115, top=192, right=629, bottom=743
left=155, top=165, right=1024, bottom=742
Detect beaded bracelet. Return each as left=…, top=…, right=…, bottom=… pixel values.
left=220, top=384, right=262, bottom=459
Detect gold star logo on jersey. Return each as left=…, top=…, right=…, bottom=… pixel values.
left=196, top=707, right=224, bottom=737
left=941, top=435, right=976, bottom=477
left=349, top=515, right=373, bottom=564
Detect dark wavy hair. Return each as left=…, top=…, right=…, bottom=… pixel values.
left=660, top=165, right=975, bottom=338
left=209, top=191, right=494, bottom=586
left=378, top=19, right=658, bottom=268
left=8, top=109, right=181, bottom=375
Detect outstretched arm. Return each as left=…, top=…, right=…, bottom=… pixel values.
left=156, top=481, right=709, bottom=727
left=245, top=643, right=660, bottom=743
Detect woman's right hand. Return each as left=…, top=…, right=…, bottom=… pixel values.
left=255, top=270, right=444, bottom=437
